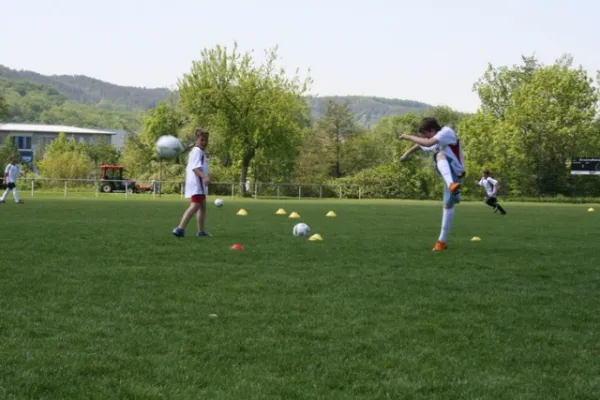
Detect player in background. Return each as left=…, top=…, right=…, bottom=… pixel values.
left=1, top=156, right=24, bottom=204
left=398, top=117, right=464, bottom=252
left=476, top=170, right=507, bottom=215
left=172, top=129, right=211, bottom=238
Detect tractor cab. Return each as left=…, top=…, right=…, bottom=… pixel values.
left=99, top=164, right=137, bottom=194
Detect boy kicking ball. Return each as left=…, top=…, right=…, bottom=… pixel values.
left=172, top=129, right=211, bottom=238
left=398, top=117, right=465, bottom=252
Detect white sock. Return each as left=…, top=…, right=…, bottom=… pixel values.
left=437, top=158, right=455, bottom=187
left=12, top=188, right=20, bottom=203
left=438, top=207, right=455, bottom=242
left=0, top=189, right=7, bottom=202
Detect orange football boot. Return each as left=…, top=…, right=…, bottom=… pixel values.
left=432, top=241, right=448, bottom=252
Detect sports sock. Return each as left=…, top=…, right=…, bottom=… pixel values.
left=0, top=189, right=8, bottom=202
left=497, top=204, right=506, bottom=214
left=12, top=188, right=20, bottom=203
left=436, top=158, right=455, bottom=187
left=438, top=207, right=455, bottom=243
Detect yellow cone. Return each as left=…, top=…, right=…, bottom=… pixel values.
left=326, top=210, right=337, bottom=217
left=237, top=209, right=248, bottom=216
left=588, top=207, right=595, bottom=212
left=289, top=211, right=300, bottom=219
left=309, top=233, right=323, bottom=241
left=275, top=208, right=287, bottom=215
left=471, top=236, right=481, bottom=241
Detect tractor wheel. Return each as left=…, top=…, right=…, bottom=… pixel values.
left=100, top=183, right=113, bottom=193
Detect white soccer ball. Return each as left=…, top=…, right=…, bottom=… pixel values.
left=214, top=198, right=224, bottom=207
left=156, top=135, right=183, bottom=159
left=292, top=222, right=311, bottom=237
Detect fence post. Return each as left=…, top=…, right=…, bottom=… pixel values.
left=254, top=182, right=259, bottom=199
left=358, top=186, right=362, bottom=200
left=339, top=185, right=342, bottom=199
left=298, top=185, right=301, bottom=199
left=95, top=180, right=99, bottom=198
left=125, top=181, right=129, bottom=199
left=319, top=185, right=323, bottom=199
left=231, top=183, right=235, bottom=199
left=31, top=179, right=34, bottom=197
left=180, top=183, right=184, bottom=198
left=64, top=180, right=67, bottom=199
left=277, top=184, right=280, bottom=199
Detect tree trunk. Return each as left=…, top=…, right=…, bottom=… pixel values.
left=239, top=150, right=255, bottom=196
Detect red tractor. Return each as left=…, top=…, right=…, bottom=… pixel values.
left=98, top=164, right=139, bottom=194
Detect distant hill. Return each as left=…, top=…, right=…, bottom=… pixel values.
left=0, top=65, right=432, bottom=127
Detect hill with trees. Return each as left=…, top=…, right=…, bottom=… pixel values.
left=0, top=65, right=431, bottom=127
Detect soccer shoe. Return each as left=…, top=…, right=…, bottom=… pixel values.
left=432, top=241, right=448, bottom=252
left=195, top=231, right=211, bottom=237
left=449, top=182, right=461, bottom=194
left=172, top=227, right=185, bottom=238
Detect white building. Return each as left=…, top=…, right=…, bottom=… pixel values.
left=0, top=123, right=117, bottom=164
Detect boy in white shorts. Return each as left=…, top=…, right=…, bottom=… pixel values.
left=398, top=117, right=464, bottom=252
left=172, top=129, right=211, bottom=238
left=1, top=156, right=24, bottom=204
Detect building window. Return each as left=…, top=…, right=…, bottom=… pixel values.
left=13, top=136, right=32, bottom=150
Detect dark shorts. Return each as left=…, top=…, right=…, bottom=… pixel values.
left=5, top=182, right=16, bottom=190
left=191, top=194, right=206, bottom=203
left=485, top=196, right=498, bottom=206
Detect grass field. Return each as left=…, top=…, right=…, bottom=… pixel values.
left=1, top=197, right=600, bottom=399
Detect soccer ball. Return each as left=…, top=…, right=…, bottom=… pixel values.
left=214, top=198, right=224, bottom=207
left=156, top=135, right=183, bottom=159
left=292, top=223, right=311, bottom=237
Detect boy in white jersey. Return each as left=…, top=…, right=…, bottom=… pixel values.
left=1, top=156, right=24, bottom=204
left=172, top=129, right=211, bottom=238
left=398, top=117, right=464, bottom=252
left=476, top=170, right=507, bottom=215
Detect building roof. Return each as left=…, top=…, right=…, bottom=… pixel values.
left=0, top=123, right=117, bottom=135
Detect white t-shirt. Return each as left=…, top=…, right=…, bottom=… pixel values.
left=420, top=126, right=465, bottom=175
left=478, top=177, right=498, bottom=197
left=184, top=147, right=209, bottom=198
left=4, top=163, right=19, bottom=183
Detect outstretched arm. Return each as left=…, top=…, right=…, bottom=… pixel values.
left=399, top=144, right=421, bottom=161
left=398, top=133, right=438, bottom=148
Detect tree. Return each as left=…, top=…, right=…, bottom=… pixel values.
left=0, top=94, right=9, bottom=120
left=121, top=101, right=185, bottom=179
left=178, top=43, right=311, bottom=195
left=466, top=54, right=600, bottom=197
left=317, top=100, right=358, bottom=178
left=37, top=133, right=92, bottom=179
left=0, top=135, right=20, bottom=168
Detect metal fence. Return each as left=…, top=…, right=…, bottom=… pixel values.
left=12, top=178, right=363, bottom=200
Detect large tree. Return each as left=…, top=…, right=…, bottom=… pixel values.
left=316, top=99, right=358, bottom=178
left=178, top=43, right=311, bottom=194
left=461, top=54, right=600, bottom=196
left=0, top=94, right=9, bottom=120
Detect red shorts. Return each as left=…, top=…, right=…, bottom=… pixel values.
left=191, top=194, right=206, bottom=203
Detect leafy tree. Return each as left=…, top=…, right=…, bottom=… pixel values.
left=317, top=99, right=358, bottom=178
left=0, top=94, right=9, bottom=120
left=37, top=133, right=92, bottom=179
left=0, top=135, right=20, bottom=168
left=178, top=42, right=311, bottom=195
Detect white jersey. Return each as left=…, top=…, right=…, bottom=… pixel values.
left=4, top=163, right=19, bottom=183
left=184, top=147, right=209, bottom=198
left=420, top=126, right=465, bottom=175
left=478, top=177, right=498, bottom=197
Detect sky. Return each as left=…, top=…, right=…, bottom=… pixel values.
left=2, top=0, right=599, bottom=112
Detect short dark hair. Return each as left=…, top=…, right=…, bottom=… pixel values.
left=194, top=128, right=209, bottom=139
left=418, top=117, right=442, bottom=134
left=482, top=169, right=490, bottom=175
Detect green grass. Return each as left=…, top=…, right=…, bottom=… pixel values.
left=1, top=197, right=600, bottom=399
